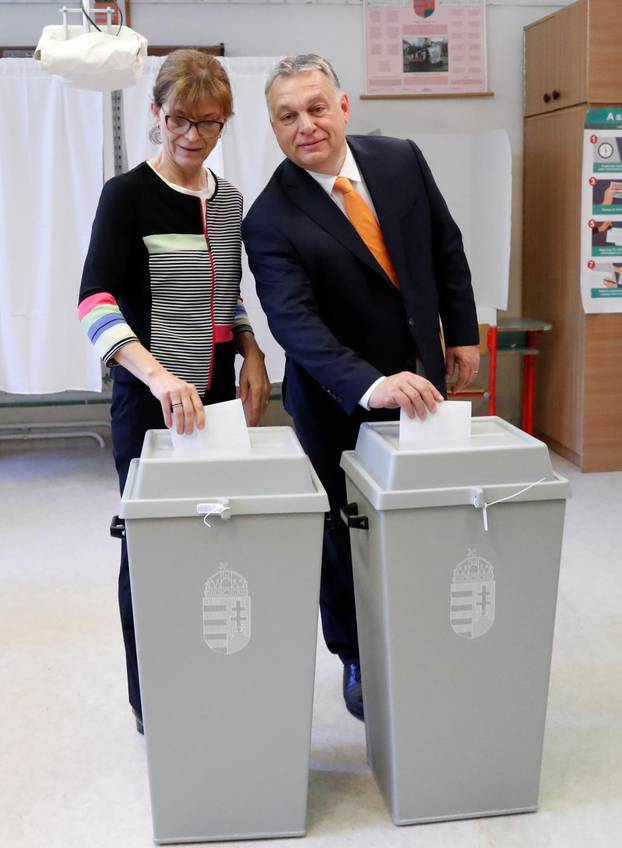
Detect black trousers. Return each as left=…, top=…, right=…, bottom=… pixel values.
left=282, top=365, right=401, bottom=665
left=110, top=344, right=236, bottom=717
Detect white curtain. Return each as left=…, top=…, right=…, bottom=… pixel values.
left=0, top=59, right=105, bottom=393
left=122, top=55, right=286, bottom=382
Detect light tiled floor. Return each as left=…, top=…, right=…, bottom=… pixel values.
left=1, top=445, right=620, bottom=848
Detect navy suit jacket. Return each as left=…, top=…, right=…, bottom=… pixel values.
left=242, top=135, right=478, bottom=421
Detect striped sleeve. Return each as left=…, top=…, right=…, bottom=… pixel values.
left=78, top=291, right=138, bottom=365
left=233, top=297, right=253, bottom=335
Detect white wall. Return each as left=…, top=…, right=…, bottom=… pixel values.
left=2, top=1, right=568, bottom=154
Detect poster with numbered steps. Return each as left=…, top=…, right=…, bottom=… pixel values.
left=581, top=109, right=622, bottom=313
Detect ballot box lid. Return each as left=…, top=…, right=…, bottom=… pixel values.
left=119, top=426, right=328, bottom=518
left=340, top=416, right=570, bottom=509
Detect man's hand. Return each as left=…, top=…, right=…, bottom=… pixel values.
left=368, top=371, right=444, bottom=419
left=445, top=345, right=480, bottom=391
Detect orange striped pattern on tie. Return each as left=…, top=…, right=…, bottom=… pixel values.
left=333, top=176, right=399, bottom=288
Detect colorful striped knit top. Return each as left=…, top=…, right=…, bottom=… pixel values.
left=79, top=162, right=252, bottom=394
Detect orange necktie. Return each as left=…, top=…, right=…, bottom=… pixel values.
left=333, top=176, right=399, bottom=288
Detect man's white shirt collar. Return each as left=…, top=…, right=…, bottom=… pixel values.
left=305, top=145, right=361, bottom=195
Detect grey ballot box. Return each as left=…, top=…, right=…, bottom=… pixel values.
left=340, top=417, right=571, bottom=826
left=119, top=427, right=328, bottom=844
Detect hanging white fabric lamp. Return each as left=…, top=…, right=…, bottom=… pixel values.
left=34, top=5, right=147, bottom=91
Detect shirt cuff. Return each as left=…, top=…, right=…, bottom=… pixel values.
left=359, top=376, right=385, bottom=410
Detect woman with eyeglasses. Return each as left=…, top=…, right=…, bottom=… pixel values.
left=78, top=50, right=270, bottom=733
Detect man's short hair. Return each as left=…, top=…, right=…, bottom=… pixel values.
left=265, top=54, right=341, bottom=102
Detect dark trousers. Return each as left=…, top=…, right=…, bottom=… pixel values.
left=110, top=345, right=236, bottom=717
left=283, top=366, right=400, bottom=664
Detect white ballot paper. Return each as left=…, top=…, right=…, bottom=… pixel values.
left=399, top=400, right=472, bottom=448
left=170, top=398, right=251, bottom=455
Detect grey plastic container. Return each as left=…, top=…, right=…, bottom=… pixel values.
left=340, top=416, right=570, bottom=826
left=120, top=426, right=328, bottom=844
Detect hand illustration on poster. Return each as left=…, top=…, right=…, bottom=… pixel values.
left=586, top=260, right=622, bottom=292
left=589, top=220, right=622, bottom=254
left=590, top=178, right=622, bottom=215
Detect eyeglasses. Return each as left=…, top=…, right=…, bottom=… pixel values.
left=163, top=112, right=224, bottom=139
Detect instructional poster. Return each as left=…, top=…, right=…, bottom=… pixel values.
left=582, top=109, right=622, bottom=313
left=365, top=0, right=487, bottom=95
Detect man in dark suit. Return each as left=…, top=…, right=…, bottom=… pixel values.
left=242, top=55, right=479, bottom=720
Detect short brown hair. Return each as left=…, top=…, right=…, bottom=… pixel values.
left=152, top=50, right=233, bottom=119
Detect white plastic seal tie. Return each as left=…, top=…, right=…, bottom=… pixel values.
left=197, top=502, right=231, bottom=527
left=471, top=478, right=547, bottom=532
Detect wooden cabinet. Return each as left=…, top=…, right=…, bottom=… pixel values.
left=524, top=0, right=622, bottom=118
left=524, top=1, right=587, bottom=117
left=523, top=0, right=622, bottom=472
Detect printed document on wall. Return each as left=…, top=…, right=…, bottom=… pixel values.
left=581, top=109, right=622, bottom=313
left=365, top=0, right=487, bottom=96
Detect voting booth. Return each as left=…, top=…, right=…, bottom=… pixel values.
left=340, top=415, right=570, bottom=825
left=118, top=423, right=328, bottom=844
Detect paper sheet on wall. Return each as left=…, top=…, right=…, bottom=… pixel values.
left=409, top=130, right=511, bottom=312
left=365, top=0, right=487, bottom=96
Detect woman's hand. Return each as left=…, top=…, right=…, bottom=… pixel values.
left=114, top=341, right=205, bottom=434
left=237, top=334, right=271, bottom=426
left=147, top=366, right=205, bottom=434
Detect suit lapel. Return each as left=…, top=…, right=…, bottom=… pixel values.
left=281, top=157, right=395, bottom=285
left=347, top=136, right=414, bottom=290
